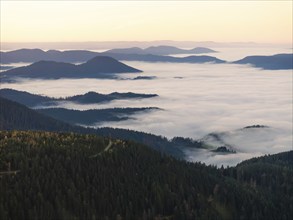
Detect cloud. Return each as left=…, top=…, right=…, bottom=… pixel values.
left=184, top=148, right=264, bottom=167
left=2, top=59, right=292, bottom=166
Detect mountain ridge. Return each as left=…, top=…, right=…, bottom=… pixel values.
left=106, top=45, right=217, bottom=55
left=2, top=49, right=292, bottom=70
left=0, top=88, right=158, bottom=107
left=0, top=46, right=216, bottom=64
left=37, top=107, right=160, bottom=125
left=0, top=129, right=292, bottom=219
left=1, top=56, right=142, bottom=80
left=0, top=97, right=185, bottom=157
left=234, top=53, right=293, bottom=70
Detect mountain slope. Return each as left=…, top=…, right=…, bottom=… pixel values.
left=106, top=45, right=216, bottom=55
left=1, top=46, right=216, bottom=64
left=225, top=151, right=293, bottom=218
left=2, top=61, right=77, bottom=78
left=1, top=56, right=142, bottom=80
left=67, top=91, right=158, bottom=104
left=1, top=48, right=224, bottom=65
left=0, top=89, right=158, bottom=107
left=77, top=56, right=142, bottom=73
left=0, top=48, right=98, bottom=63
left=4, top=49, right=292, bottom=70
left=0, top=97, right=185, bottom=157
left=37, top=107, right=159, bottom=125
left=102, top=53, right=225, bottom=63
left=105, top=47, right=146, bottom=54
left=144, top=45, right=216, bottom=55
left=0, top=130, right=291, bottom=219
left=234, top=53, right=293, bottom=70
left=0, top=88, right=53, bottom=107
left=0, top=97, right=73, bottom=131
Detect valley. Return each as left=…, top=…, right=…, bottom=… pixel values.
left=1, top=1, right=292, bottom=219
left=1, top=48, right=291, bottom=166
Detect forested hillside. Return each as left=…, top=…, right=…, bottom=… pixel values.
left=0, top=97, right=73, bottom=132
left=0, top=89, right=158, bottom=107
left=0, top=97, right=197, bottom=158
left=0, top=131, right=292, bottom=220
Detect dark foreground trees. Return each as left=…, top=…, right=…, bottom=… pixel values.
left=0, top=131, right=292, bottom=220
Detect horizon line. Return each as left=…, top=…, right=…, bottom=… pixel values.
left=1, top=40, right=291, bottom=44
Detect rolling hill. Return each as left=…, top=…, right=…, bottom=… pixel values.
left=0, top=97, right=185, bottom=157
left=0, top=130, right=291, bottom=219
left=102, top=53, right=225, bottom=63
left=1, top=48, right=224, bottom=65
left=2, top=49, right=292, bottom=70
left=0, top=49, right=97, bottom=64
left=106, top=45, right=217, bottom=55
left=1, top=56, right=142, bottom=80
left=37, top=107, right=160, bottom=125
left=0, top=89, right=158, bottom=107
left=234, top=53, right=293, bottom=70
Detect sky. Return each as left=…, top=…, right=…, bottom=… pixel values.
left=0, top=1, right=292, bottom=44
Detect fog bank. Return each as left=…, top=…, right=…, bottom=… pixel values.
left=2, top=50, right=292, bottom=165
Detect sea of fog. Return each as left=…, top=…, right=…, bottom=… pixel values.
left=1, top=47, right=292, bottom=166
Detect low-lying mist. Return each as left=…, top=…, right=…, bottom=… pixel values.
left=2, top=60, right=292, bottom=166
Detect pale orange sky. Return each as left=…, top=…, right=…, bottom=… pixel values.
left=1, top=1, right=292, bottom=44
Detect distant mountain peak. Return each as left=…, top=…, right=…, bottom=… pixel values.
left=32, top=60, right=69, bottom=65
left=234, top=53, right=293, bottom=70
left=28, top=60, right=75, bottom=69
left=84, top=55, right=119, bottom=64
left=1, top=56, right=142, bottom=80
left=1, top=47, right=218, bottom=64
left=146, top=45, right=178, bottom=49
left=46, top=49, right=61, bottom=53
left=242, top=125, right=269, bottom=129
left=83, top=91, right=102, bottom=95
left=78, top=55, right=142, bottom=73
left=15, top=48, right=45, bottom=53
